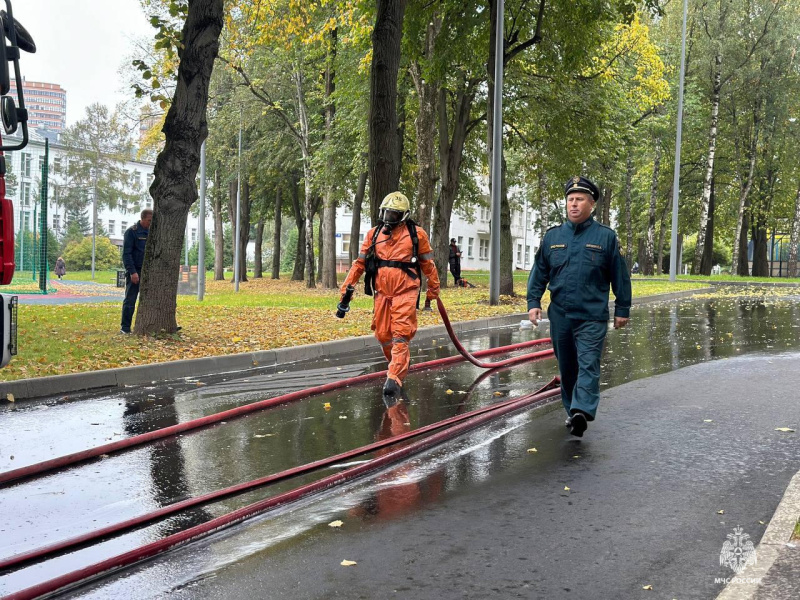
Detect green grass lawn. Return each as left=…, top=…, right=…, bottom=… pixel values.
left=0, top=276, right=713, bottom=382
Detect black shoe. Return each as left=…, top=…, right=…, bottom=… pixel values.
left=382, top=378, right=402, bottom=408
left=568, top=412, right=588, bottom=437
left=119, top=329, right=132, bottom=335
left=565, top=416, right=572, bottom=430
left=176, top=326, right=182, bottom=332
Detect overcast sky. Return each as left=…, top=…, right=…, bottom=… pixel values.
left=13, top=0, right=153, bottom=126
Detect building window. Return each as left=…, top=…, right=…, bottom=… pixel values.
left=468, top=237, right=474, bottom=258
left=53, top=214, right=61, bottom=231
left=342, top=233, right=351, bottom=254
left=517, top=243, right=523, bottom=263
left=525, top=245, right=531, bottom=265
left=191, top=228, right=197, bottom=245
left=108, top=220, right=116, bottom=236
left=21, top=152, right=32, bottom=177
left=343, top=204, right=352, bottom=216
left=479, top=206, right=490, bottom=221
left=479, top=238, right=489, bottom=260
left=53, top=157, right=62, bottom=174
left=457, top=236, right=463, bottom=247
left=121, top=221, right=128, bottom=234
left=516, top=212, right=523, bottom=227
left=20, top=181, right=31, bottom=206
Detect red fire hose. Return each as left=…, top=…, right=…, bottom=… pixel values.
left=0, top=304, right=551, bottom=487
left=4, top=380, right=561, bottom=600
left=0, top=377, right=560, bottom=572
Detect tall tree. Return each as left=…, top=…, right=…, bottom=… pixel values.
left=368, top=0, right=407, bottom=222
left=135, top=0, right=224, bottom=335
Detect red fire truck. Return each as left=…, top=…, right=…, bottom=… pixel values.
left=0, top=0, right=36, bottom=368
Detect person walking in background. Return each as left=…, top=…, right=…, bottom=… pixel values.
left=448, top=238, right=462, bottom=286
left=54, top=257, right=66, bottom=280
left=527, top=176, right=632, bottom=437
left=120, top=209, right=153, bottom=334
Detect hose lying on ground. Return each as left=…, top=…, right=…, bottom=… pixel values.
left=4, top=379, right=561, bottom=600
left=0, top=377, right=560, bottom=572
left=0, top=309, right=551, bottom=487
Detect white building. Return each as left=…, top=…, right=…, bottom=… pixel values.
left=333, top=194, right=541, bottom=273
left=5, top=129, right=213, bottom=249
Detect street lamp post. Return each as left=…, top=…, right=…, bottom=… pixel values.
left=234, top=108, right=242, bottom=292
left=489, top=0, right=505, bottom=305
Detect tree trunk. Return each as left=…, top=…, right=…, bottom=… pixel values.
left=213, top=169, right=224, bottom=280
left=290, top=172, right=305, bottom=281
left=537, top=168, right=549, bottom=240
left=321, top=28, right=338, bottom=289
left=271, top=186, right=282, bottom=279
left=317, top=211, right=324, bottom=281
left=644, top=138, right=661, bottom=276
left=293, top=68, right=316, bottom=289
left=752, top=223, right=769, bottom=276
left=368, top=0, right=407, bottom=224
left=699, top=176, right=715, bottom=276
left=238, top=179, right=250, bottom=282
left=788, top=184, right=800, bottom=277
left=694, top=55, right=722, bottom=274
left=350, top=170, right=367, bottom=264
left=732, top=105, right=760, bottom=275
left=432, top=79, right=478, bottom=286
left=253, top=219, right=264, bottom=278
left=625, top=151, right=633, bottom=270
left=409, top=16, right=441, bottom=235
left=737, top=207, right=750, bottom=276
left=656, top=188, right=672, bottom=275
left=135, top=0, right=223, bottom=335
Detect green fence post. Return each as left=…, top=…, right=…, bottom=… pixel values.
left=39, top=140, right=50, bottom=293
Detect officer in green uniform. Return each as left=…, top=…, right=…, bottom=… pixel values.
left=527, top=176, right=631, bottom=437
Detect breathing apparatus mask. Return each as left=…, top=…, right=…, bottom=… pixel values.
left=378, top=192, right=410, bottom=234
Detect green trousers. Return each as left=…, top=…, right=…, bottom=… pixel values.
left=547, top=303, right=608, bottom=420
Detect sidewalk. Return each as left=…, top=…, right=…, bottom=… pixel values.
left=717, top=472, right=800, bottom=600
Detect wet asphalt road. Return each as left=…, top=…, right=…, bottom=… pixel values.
left=2, top=294, right=800, bottom=599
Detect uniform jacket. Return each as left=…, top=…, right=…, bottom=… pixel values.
left=527, top=216, right=631, bottom=320
left=342, top=223, right=440, bottom=300
left=122, top=221, right=149, bottom=276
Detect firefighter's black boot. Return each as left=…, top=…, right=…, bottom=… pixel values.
left=383, top=378, right=402, bottom=408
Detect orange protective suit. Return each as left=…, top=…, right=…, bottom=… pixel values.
left=341, top=223, right=440, bottom=385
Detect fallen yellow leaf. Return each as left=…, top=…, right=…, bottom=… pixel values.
left=564, top=486, right=570, bottom=491
left=328, top=520, right=343, bottom=528
left=572, top=455, right=581, bottom=459
left=703, top=419, right=713, bottom=423
left=774, top=427, right=795, bottom=433
left=5, top=393, right=14, bottom=403
left=493, top=391, right=503, bottom=397
left=445, top=389, right=454, bottom=395
left=323, top=402, right=332, bottom=410
left=340, top=559, right=357, bottom=566
left=642, top=584, right=653, bottom=590
left=717, top=510, right=724, bottom=515
left=527, top=448, right=538, bottom=453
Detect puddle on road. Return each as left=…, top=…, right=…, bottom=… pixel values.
left=3, top=293, right=800, bottom=598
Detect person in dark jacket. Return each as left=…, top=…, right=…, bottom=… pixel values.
left=448, top=238, right=462, bottom=286
left=527, top=176, right=631, bottom=437
left=54, top=257, right=66, bottom=279
left=120, top=209, right=153, bottom=334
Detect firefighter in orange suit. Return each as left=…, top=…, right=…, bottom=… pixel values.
left=340, top=192, right=440, bottom=405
